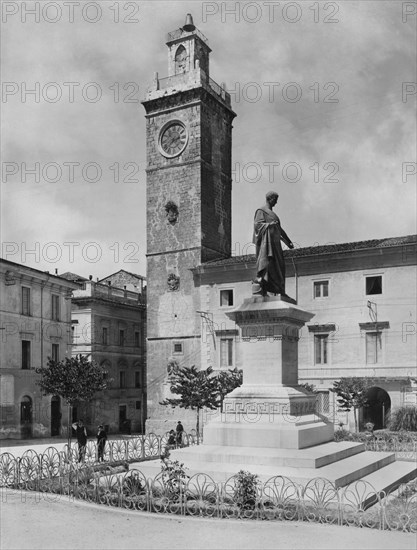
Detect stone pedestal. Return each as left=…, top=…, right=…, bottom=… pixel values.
left=203, top=295, right=334, bottom=449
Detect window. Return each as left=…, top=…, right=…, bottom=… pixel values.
left=135, top=400, right=141, bottom=410
left=366, top=276, right=382, bottom=295
left=135, top=371, right=141, bottom=388
left=366, top=332, right=382, bottom=364
left=173, top=342, right=183, bottom=354
left=119, top=371, right=126, bottom=388
left=314, top=281, right=329, bottom=298
left=71, top=326, right=75, bottom=343
left=102, top=327, right=108, bottom=346
left=22, top=287, right=31, bottom=316
left=51, top=295, right=60, bottom=321
left=220, top=289, right=234, bottom=307
left=119, top=330, right=125, bottom=347
left=134, top=331, right=140, bottom=347
left=314, top=335, right=328, bottom=364
left=220, top=338, right=233, bottom=367
left=22, top=341, right=31, bottom=369
left=51, top=343, right=59, bottom=362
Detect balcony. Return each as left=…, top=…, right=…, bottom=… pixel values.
left=72, top=281, right=145, bottom=307
left=144, top=68, right=232, bottom=108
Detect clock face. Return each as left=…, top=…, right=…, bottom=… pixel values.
left=159, top=122, right=188, bottom=158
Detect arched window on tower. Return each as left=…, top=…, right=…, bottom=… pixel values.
left=175, top=45, right=188, bottom=74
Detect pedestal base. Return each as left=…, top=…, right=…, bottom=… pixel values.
left=203, top=417, right=334, bottom=449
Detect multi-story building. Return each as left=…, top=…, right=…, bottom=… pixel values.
left=69, top=271, right=146, bottom=434
left=0, top=259, right=78, bottom=439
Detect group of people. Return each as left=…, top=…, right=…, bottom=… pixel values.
left=161, top=421, right=184, bottom=460
left=72, top=420, right=185, bottom=463
left=72, top=420, right=107, bottom=463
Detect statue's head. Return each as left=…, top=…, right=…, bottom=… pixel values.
left=266, top=191, right=279, bottom=205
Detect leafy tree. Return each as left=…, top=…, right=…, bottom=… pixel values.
left=331, top=377, right=371, bottom=432
left=215, top=367, right=243, bottom=411
left=160, top=365, right=218, bottom=443
left=35, top=355, right=110, bottom=446
left=160, top=365, right=242, bottom=443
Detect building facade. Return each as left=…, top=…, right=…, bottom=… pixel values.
left=70, top=271, right=146, bottom=434
left=193, top=236, right=417, bottom=431
left=0, top=259, right=78, bottom=439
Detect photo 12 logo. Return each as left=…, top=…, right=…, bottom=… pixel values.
left=2, top=162, right=142, bottom=184
left=1, top=241, right=141, bottom=265
left=2, top=82, right=141, bottom=104
left=201, top=2, right=340, bottom=24
left=1, top=1, right=141, bottom=24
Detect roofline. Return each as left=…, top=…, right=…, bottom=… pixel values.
left=0, top=258, right=80, bottom=288
left=193, top=234, right=417, bottom=272
left=98, top=269, right=146, bottom=282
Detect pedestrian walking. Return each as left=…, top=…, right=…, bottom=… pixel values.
left=72, top=420, right=87, bottom=463
left=176, top=420, right=184, bottom=446
left=97, top=425, right=107, bottom=462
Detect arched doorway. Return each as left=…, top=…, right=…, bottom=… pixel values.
left=20, top=396, right=33, bottom=438
left=363, top=386, right=391, bottom=430
left=51, top=396, right=61, bottom=436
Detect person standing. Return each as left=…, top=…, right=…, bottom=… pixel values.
left=176, top=421, right=184, bottom=446
left=72, top=420, right=88, bottom=463
left=97, top=425, right=107, bottom=462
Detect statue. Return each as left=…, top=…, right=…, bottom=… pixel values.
left=253, top=191, right=294, bottom=297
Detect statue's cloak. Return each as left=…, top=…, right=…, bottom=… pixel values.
left=253, top=206, right=286, bottom=294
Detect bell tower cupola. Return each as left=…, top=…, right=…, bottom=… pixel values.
left=166, top=14, right=211, bottom=76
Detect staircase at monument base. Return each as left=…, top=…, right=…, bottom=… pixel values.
left=127, top=440, right=417, bottom=499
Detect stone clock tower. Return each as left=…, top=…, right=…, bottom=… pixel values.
left=142, top=16, right=236, bottom=433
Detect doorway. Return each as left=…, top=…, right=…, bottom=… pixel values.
left=363, top=386, right=391, bottom=430
left=51, top=396, right=61, bottom=436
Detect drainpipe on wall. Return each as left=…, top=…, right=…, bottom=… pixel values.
left=291, top=256, right=298, bottom=303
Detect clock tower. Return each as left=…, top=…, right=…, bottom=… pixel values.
left=142, top=15, right=236, bottom=432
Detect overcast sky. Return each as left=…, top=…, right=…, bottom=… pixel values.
left=1, top=0, right=416, bottom=280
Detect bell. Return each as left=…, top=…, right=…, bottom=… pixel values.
left=183, top=13, right=195, bottom=32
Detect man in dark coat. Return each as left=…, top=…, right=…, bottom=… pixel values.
left=96, top=425, right=107, bottom=462
left=72, top=420, right=88, bottom=463
left=253, top=191, right=294, bottom=296
left=176, top=421, right=184, bottom=446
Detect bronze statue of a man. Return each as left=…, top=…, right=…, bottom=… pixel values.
left=253, top=191, right=294, bottom=296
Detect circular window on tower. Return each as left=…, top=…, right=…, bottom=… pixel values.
left=158, top=120, right=189, bottom=158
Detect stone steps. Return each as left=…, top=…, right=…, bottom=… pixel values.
left=168, top=441, right=365, bottom=469
left=129, top=447, right=398, bottom=488
left=358, top=461, right=417, bottom=505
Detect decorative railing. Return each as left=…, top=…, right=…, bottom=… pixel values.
left=364, top=436, right=417, bottom=461
left=154, top=69, right=230, bottom=104
left=0, top=452, right=415, bottom=531
left=0, top=433, right=416, bottom=532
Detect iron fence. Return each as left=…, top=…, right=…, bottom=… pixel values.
left=0, top=432, right=416, bottom=532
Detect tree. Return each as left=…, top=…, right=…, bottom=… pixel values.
left=331, top=377, right=371, bottom=432
left=215, top=367, right=243, bottom=411
left=35, top=355, right=110, bottom=447
left=160, top=365, right=242, bottom=443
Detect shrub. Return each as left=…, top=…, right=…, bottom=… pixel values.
left=160, top=458, right=189, bottom=499
left=334, top=430, right=369, bottom=442
left=234, top=470, right=260, bottom=510
left=389, top=407, right=417, bottom=432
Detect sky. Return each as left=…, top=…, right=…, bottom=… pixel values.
left=1, top=0, right=416, bottom=280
